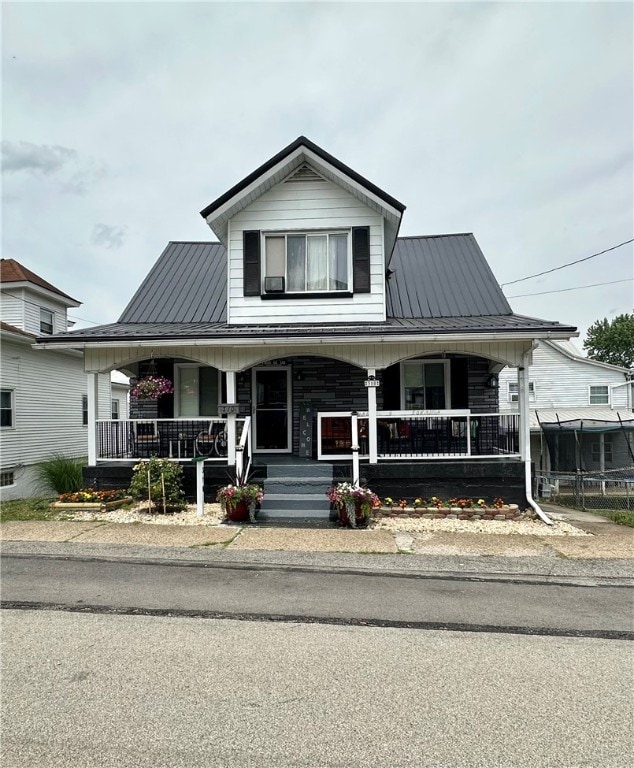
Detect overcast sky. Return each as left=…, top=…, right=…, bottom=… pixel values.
left=3, top=1, right=633, bottom=350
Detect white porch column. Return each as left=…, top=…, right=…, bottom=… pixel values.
left=87, top=372, right=99, bottom=465
left=366, top=368, right=378, bottom=464
left=226, top=371, right=237, bottom=468
left=518, top=366, right=527, bottom=461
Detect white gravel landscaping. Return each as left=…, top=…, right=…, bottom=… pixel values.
left=65, top=502, right=226, bottom=526
left=372, top=517, right=590, bottom=536
left=62, top=503, right=591, bottom=536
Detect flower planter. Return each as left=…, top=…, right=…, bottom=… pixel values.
left=337, top=502, right=370, bottom=529
left=51, top=497, right=132, bottom=513
left=224, top=501, right=259, bottom=523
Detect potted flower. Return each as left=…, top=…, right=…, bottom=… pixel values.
left=217, top=482, right=264, bottom=523
left=327, top=482, right=380, bottom=528
left=130, top=375, right=174, bottom=401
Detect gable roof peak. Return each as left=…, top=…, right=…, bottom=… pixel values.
left=0, top=258, right=80, bottom=305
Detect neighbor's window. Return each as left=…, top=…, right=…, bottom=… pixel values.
left=40, top=308, right=54, bottom=335
left=589, top=385, right=609, bottom=405
left=264, top=232, right=349, bottom=293
left=1, top=390, right=14, bottom=427
left=0, top=470, right=15, bottom=487
left=508, top=381, right=535, bottom=403
left=82, top=395, right=88, bottom=426
left=401, top=360, right=449, bottom=410
left=111, top=400, right=120, bottom=420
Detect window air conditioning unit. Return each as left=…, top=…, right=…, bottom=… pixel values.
left=264, top=277, right=285, bottom=293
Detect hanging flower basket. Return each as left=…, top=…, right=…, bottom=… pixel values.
left=130, top=375, right=174, bottom=400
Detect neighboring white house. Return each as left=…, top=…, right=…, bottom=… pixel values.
left=499, top=340, right=634, bottom=473
left=0, top=259, right=123, bottom=500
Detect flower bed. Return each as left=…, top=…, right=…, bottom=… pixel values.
left=376, top=496, right=521, bottom=521
left=51, top=488, right=132, bottom=512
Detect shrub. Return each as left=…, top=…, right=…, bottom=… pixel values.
left=128, top=457, right=186, bottom=512
left=37, top=455, right=86, bottom=495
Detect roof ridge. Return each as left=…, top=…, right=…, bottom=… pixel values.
left=167, top=240, right=221, bottom=245
left=396, top=233, right=474, bottom=240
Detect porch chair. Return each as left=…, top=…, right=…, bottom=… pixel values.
left=195, top=421, right=228, bottom=458
left=131, top=421, right=161, bottom=458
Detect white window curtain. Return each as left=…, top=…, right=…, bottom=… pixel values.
left=307, top=235, right=328, bottom=291
left=329, top=233, right=348, bottom=290
left=287, top=236, right=306, bottom=291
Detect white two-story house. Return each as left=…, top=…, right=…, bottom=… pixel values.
left=37, top=137, right=578, bottom=517
left=499, top=340, right=633, bottom=474
left=0, top=259, right=128, bottom=500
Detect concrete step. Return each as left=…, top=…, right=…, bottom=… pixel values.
left=259, top=508, right=332, bottom=520
left=266, top=463, right=333, bottom=480
left=264, top=480, right=331, bottom=495
left=263, top=494, right=331, bottom=511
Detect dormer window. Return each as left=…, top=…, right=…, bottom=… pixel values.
left=264, top=232, right=349, bottom=294
left=40, top=308, right=54, bottom=335
left=243, top=226, right=370, bottom=298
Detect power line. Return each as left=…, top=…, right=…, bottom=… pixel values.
left=500, top=238, right=634, bottom=287
left=506, top=277, right=633, bottom=299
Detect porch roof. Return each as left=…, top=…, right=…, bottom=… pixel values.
left=37, top=313, right=575, bottom=345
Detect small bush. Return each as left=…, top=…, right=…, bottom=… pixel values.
left=128, top=457, right=186, bottom=512
left=37, top=455, right=86, bottom=495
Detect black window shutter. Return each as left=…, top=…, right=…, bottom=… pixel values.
left=243, top=230, right=261, bottom=296
left=352, top=226, right=371, bottom=293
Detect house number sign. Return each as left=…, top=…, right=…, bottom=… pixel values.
left=218, top=403, right=240, bottom=415
left=364, top=379, right=380, bottom=388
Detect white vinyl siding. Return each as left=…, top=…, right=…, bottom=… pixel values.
left=228, top=175, right=385, bottom=324
left=0, top=337, right=113, bottom=496
left=498, top=342, right=630, bottom=412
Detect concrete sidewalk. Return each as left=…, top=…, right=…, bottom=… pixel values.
left=1, top=505, right=632, bottom=561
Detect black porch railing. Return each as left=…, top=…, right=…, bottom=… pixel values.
left=96, top=418, right=231, bottom=461
left=318, top=412, right=520, bottom=459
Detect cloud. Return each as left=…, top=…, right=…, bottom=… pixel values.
left=1, top=140, right=76, bottom=175
left=91, top=223, right=127, bottom=250
left=1, top=140, right=106, bottom=195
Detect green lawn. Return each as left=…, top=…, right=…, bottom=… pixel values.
left=0, top=498, right=59, bottom=522
left=587, top=509, right=634, bottom=528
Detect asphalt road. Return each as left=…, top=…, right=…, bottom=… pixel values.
left=2, top=609, right=633, bottom=768
left=2, top=554, right=633, bottom=636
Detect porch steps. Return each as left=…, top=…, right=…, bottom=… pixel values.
left=260, top=461, right=334, bottom=520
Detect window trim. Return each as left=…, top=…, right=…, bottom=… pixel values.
left=174, top=364, right=225, bottom=418
left=588, top=384, right=610, bottom=406
left=82, top=394, right=88, bottom=426
left=508, top=381, right=535, bottom=403
left=0, top=469, right=15, bottom=488
left=111, top=399, right=120, bottom=420
left=1, top=389, right=14, bottom=429
left=262, top=229, right=352, bottom=295
left=40, top=308, right=54, bottom=335
left=399, top=359, right=451, bottom=410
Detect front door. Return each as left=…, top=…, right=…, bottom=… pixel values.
left=253, top=367, right=291, bottom=452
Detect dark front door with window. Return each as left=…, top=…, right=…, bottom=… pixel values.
left=253, top=368, right=291, bottom=452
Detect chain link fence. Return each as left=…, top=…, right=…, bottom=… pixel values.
left=536, top=468, right=634, bottom=512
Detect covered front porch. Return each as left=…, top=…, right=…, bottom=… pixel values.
left=83, top=337, right=537, bottom=505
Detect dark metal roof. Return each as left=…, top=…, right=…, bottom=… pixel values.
left=42, top=314, right=575, bottom=343
left=42, top=233, right=576, bottom=344
left=200, top=136, right=406, bottom=219
left=387, top=234, right=512, bottom=318
left=118, top=242, right=226, bottom=323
